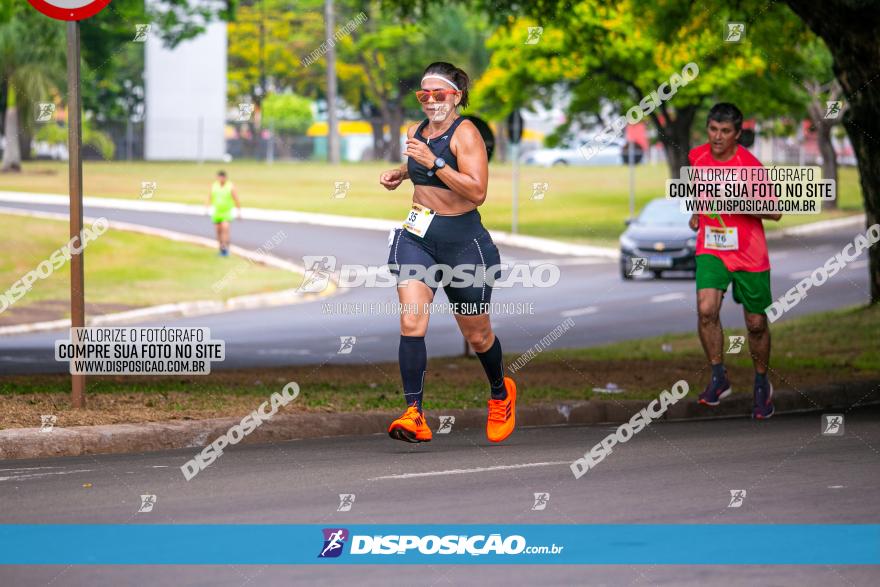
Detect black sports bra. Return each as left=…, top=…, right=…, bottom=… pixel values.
left=407, top=116, right=466, bottom=190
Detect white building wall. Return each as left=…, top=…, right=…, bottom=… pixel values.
left=145, top=3, right=227, bottom=161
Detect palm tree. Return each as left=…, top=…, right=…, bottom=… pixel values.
left=0, top=5, right=65, bottom=172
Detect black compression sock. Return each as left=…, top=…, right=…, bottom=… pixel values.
left=476, top=336, right=507, bottom=400
left=399, top=335, right=427, bottom=411
left=711, top=363, right=726, bottom=382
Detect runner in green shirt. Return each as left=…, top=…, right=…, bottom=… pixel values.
left=206, top=170, right=241, bottom=256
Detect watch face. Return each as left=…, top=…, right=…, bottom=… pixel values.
left=435, top=157, right=446, bottom=168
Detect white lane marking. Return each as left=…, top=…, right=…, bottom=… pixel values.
left=828, top=485, right=845, bottom=489
left=560, top=306, right=598, bottom=318
left=151, top=465, right=169, bottom=468
left=0, top=469, right=94, bottom=482
left=650, top=292, right=686, bottom=303
left=369, top=461, right=572, bottom=481
left=790, top=259, right=866, bottom=280
left=0, top=467, right=62, bottom=472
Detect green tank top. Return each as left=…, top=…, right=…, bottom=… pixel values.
left=211, top=180, right=234, bottom=213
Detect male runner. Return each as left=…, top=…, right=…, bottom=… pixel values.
left=206, top=170, right=241, bottom=256
left=688, top=103, right=781, bottom=419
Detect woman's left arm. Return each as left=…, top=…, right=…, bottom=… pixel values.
left=434, top=122, right=489, bottom=205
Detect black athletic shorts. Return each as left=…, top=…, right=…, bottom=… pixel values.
left=387, top=209, right=501, bottom=315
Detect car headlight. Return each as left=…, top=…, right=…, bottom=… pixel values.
left=686, top=238, right=697, bottom=248
left=620, top=235, right=637, bottom=250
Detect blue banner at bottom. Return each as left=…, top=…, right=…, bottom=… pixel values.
left=0, top=524, right=877, bottom=565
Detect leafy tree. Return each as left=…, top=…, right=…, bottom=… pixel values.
left=1, top=0, right=238, bottom=167
left=35, top=119, right=116, bottom=161
left=470, top=0, right=809, bottom=178
left=228, top=1, right=489, bottom=161
left=262, top=92, right=313, bottom=133
left=337, top=2, right=490, bottom=161
left=0, top=4, right=65, bottom=171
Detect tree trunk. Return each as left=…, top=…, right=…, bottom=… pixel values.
left=369, top=116, right=387, bottom=161
left=784, top=0, right=880, bottom=303
left=1, top=86, right=21, bottom=172
left=495, top=120, right=507, bottom=163
left=656, top=105, right=697, bottom=179
left=815, top=121, right=838, bottom=210
left=17, top=123, right=32, bottom=162
left=388, top=101, right=403, bottom=163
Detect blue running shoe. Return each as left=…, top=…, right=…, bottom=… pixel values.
left=753, top=379, right=775, bottom=419
left=699, top=370, right=732, bottom=406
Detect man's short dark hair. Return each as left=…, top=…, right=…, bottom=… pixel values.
left=707, top=103, right=743, bottom=132
left=217, top=170, right=226, bottom=177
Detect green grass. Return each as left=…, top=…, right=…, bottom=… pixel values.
left=2, top=304, right=876, bottom=428
left=0, top=160, right=864, bottom=246
left=542, top=303, right=880, bottom=377
left=0, top=213, right=301, bottom=322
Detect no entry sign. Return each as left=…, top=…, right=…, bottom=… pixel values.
left=27, top=0, right=112, bottom=21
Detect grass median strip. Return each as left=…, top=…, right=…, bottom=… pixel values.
left=0, top=213, right=301, bottom=325
left=1, top=305, right=876, bottom=429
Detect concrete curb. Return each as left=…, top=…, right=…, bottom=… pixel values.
left=0, top=207, right=337, bottom=336
left=2, top=380, right=876, bottom=461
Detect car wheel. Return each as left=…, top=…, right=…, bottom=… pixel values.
left=621, top=263, right=633, bottom=280
left=553, top=160, right=568, bottom=166
left=652, top=270, right=663, bottom=279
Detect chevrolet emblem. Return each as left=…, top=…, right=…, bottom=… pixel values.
left=653, top=242, right=665, bottom=251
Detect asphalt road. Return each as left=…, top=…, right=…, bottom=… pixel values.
left=0, top=201, right=872, bottom=375
left=0, top=405, right=878, bottom=584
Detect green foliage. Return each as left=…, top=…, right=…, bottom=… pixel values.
left=472, top=0, right=812, bottom=129
left=227, top=0, right=325, bottom=103
left=261, top=93, right=313, bottom=133
left=35, top=121, right=116, bottom=160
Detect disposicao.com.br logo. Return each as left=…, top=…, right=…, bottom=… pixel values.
left=317, top=528, right=563, bottom=558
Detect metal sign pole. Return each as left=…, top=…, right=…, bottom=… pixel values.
left=67, top=20, right=85, bottom=408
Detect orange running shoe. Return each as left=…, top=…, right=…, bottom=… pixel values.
left=388, top=405, right=433, bottom=443
left=486, top=377, right=517, bottom=442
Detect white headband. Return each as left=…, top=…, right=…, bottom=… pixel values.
left=421, top=74, right=460, bottom=92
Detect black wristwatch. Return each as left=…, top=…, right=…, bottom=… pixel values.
left=427, top=157, right=446, bottom=177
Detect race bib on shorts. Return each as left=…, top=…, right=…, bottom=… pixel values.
left=704, top=226, right=739, bottom=251
left=402, top=203, right=435, bottom=237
